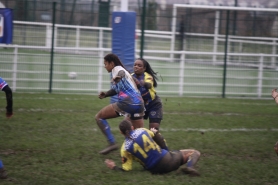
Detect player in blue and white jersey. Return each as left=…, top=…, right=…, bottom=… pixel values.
left=95, top=53, right=145, bottom=155
left=105, top=120, right=201, bottom=176
left=0, top=77, right=13, bottom=118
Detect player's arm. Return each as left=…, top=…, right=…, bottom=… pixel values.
left=98, top=89, right=117, bottom=99
left=144, top=74, right=154, bottom=89
left=105, top=159, right=126, bottom=171
left=113, top=70, right=125, bottom=84
left=105, top=146, right=133, bottom=171
left=149, top=128, right=169, bottom=151
left=132, top=75, right=152, bottom=89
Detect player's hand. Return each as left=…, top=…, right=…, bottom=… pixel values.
left=98, top=92, right=106, bottom=99
left=272, top=89, right=278, bottom=99
left=150, top=128, right=158, bottom=134
left=105, top=159, right=116, bottom=169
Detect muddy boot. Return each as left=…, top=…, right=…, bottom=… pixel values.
left=99, top=143, right=119, bottom=155
left=96, top=119, right=118, bottom=155
left=177, top=165, right=200, bottom=177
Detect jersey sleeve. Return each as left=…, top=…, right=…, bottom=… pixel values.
left=120, top=142, right=134, bottom=171
left=144, top=128, right=155, bottom=138
left=144, top=72, right=154, bottom=86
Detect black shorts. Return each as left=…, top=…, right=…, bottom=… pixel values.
left=149, top=151, right=183, bottom=174
left=144, top=95, right=163, bottom=123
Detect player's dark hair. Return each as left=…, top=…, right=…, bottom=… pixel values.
left=104, top=53, right=128, bottom=71
left=119, top=120, right=134, bottom=141
left=136, top=58, right=158, bottom=87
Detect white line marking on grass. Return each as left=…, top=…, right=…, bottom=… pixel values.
left=91, top=128, right=278, bottom=132
left=161, top=128, right=278, bottom=132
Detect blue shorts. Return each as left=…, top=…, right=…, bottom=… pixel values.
left=112, top=102, right=145, bottom=120
left=0, top=77, right=8, bottom=90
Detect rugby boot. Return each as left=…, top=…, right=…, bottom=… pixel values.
left=6, top=112, right=13, bottom=118
left=177, top=166, right=200, bottom=177
left=99, top=143, right=119, bottom=155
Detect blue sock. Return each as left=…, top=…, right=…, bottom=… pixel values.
left=186, top=156, right=193, bottom=168
left=0, top=160, right=4, bottom=168
left=100, top=119, right=116, bottom=144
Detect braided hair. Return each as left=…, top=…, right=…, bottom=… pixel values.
left=104, top=53, right=128, bottom=71
left=119, top=120, right=134, bottom=141
left=136, top=58, right=158, bottom=87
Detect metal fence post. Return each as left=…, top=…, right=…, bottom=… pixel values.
left=140, top=0, right=146, bottom=58
left=257, top=54, right=263, bottom=98
left=12, top=46, right=18, bottom=92
left=179, top=52, right=185, bottom=96
left=222, top=10, right=230, bottom=98
left=49, top=2, right=56, bottom=93
left=213, top=10, right=220, bottom=65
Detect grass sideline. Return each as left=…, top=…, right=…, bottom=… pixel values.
left=0, top=93, right=278, bottom=185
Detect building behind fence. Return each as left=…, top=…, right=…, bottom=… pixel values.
left=0, top=1, right=278, bottom=98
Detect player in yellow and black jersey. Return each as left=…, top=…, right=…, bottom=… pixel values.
left=131, top=58, right=163, bottom=131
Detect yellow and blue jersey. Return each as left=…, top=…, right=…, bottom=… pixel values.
left=132, top=72, right=156, bottom=105
left=120, top=128, right=167, bottom=171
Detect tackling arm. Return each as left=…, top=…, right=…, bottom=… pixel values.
left=150, top=128, right=169, bottom=151
left=132, top=76, right=152, bottom=89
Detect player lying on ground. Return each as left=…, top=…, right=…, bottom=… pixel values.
left=105, top=120, right=201, bottom=176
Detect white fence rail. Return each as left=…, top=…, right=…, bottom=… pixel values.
left=1, top=15, right=278, bottom=98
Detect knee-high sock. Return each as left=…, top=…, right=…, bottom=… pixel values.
left=0, top=160, right=3, bottom=169
left=186, top=151, right=200, bottom=168
left=96, top=119, right=115, bottom=144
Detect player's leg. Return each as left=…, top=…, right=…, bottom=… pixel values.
left=2, top=85, right=13, bottom=118
left=152, top=127, right=169, bottom=150
left=178, top=149, right=201, bottom=176
left=180, top=149, right=200, bottom=167
left=126, top=117, right=144, bottom=129
left=0, top=160, right=7, bottom=179
left=119, top=103, right=145, bottom=129
left=95, top=104, right=119, bottom=155
left=147, top=96, right=163, bottom=130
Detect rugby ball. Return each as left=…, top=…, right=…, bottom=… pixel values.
left=68, top=72, right=77, bottom=79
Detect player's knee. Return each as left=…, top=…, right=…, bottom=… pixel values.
left=194, top=150, right=201, bottom=158
left=95, top=112, right=101, bottom=121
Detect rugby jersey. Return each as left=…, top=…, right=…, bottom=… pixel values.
left=120, top=128, right=167, bottom=171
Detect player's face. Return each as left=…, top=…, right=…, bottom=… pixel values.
left=133, top=60, right=146, bottom=75
left=104, top=60, right=114, bottom=72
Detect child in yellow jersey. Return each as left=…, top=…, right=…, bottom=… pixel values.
left=105, top=120, right=201, bottom=176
